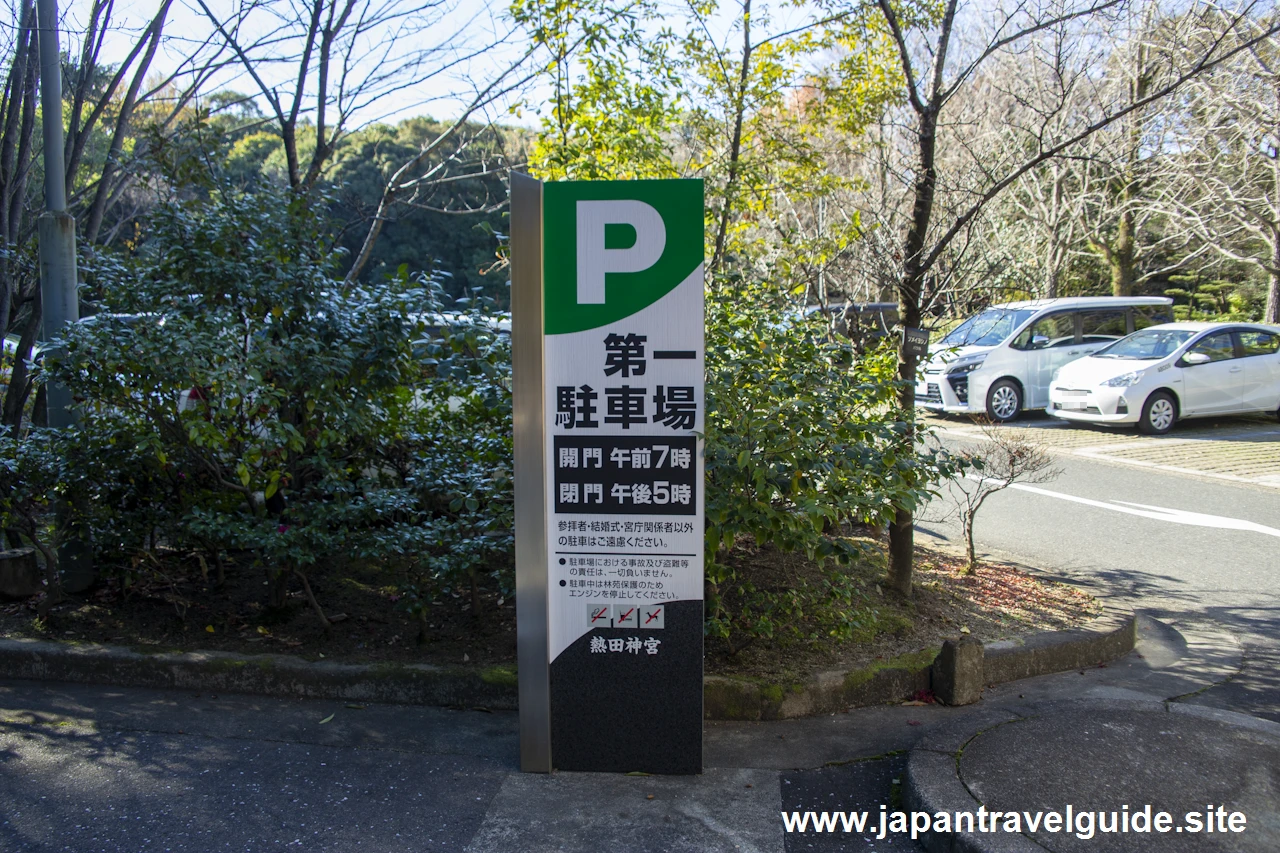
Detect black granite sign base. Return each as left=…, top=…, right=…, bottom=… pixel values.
left=550, top=599, right=703, bottom=774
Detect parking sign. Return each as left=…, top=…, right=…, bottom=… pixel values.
left=513, top=175, right=704, bottom=774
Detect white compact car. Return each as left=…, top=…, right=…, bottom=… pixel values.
left=1047, top=322, right=1280, bottom=434
left=917, top=297, right=1174, bottom=421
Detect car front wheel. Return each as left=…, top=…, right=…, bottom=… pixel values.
left=985, top=379, right=1023, bottom=422
left=1138, top=391, right=1177, bottom=435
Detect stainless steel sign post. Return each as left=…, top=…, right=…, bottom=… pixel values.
left=513, top=175, right=706, bottom=774
left=512, top=172, right=552, bottom=773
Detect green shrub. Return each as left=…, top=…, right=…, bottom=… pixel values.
left=702, top=275, right=955, bottom=650
left=16, top=188, right=952, bottom=651
left=1165, top=275, right=1263, bottom=322
left=0, top=428, right=71, bottom=601
left=43, top=188, right=512, bottom=623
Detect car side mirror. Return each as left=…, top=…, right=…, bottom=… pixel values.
left=1182, top=351, right=1211, bottom=366
left=1031, top=334, right=1049, bottom=349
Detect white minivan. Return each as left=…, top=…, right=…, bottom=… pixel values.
left=916, top=297, right=1174, bottom=421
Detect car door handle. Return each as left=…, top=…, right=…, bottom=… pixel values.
left=1229, top=367, right=1242, bottom=373
left=1067, top=350, right=1081, bottom=355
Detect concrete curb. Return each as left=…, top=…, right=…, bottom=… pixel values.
left=903, top=699, right=1280, bottom=853
left=0, top=609, right=1134, bottom=719
left=704, top=650, right=936, bottom=722
left=983, top=605, right=1136, bottom=685
left=0, top=638, right=519, bottom=709
left=702, top=607, right=1136, bottom=721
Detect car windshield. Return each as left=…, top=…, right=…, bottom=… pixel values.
left=938, top=308, right=1036, bottom=347
left=1092, top=329, right=1196, bottom=360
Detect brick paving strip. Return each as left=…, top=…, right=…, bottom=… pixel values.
left=927, top=415, right=1280, bottom=489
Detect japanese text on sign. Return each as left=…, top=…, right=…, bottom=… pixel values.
left=590, top=636, right=662, bottom=655
left=554, top=334, right=698, bottom=430
left=555, top=437, right=697, bottom=515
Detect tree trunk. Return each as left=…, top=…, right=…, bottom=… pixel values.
left=888, top=506, right=915, bottom=594
left=417, top=607, right=430, bottom=645
left=887, top=100, right=940, bottom=598
left=1, top=294, right=40, bottom=434
left=83, top=3, right=170, bottom=244
left=1109, top=56, right=1149, bottom=298
left=963, top=512, right=977, bottom=574
left=294, top=568, right=331, bottom=628
left=267, top=568, right=290, bottom=609
left=710, top=0, right=753, bottom=274
left=1043, top=165, right=1066, bottom=299
left=887, top=297, right=924, bottom=595
left=1267, top=240, right=1279, bottom=325
left=31, top=534, right=62, bottom=619
left=0, top=0, right=37, bottom=337
left=1044, top=258, right=1060, bottom=300
left=1110, top=208, right=1136, bottom=296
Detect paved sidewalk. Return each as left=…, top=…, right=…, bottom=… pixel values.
left=907, top=698, right=1280, bottom=853
left=0, top=615, right=1268, bottom=852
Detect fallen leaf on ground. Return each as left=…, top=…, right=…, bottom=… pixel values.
left=319, top=713, right=334, bottom=725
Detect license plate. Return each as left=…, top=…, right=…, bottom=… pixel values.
left=1057, top=401, right=1088, bottom=411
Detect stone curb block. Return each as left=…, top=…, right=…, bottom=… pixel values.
left=703, top=608, right=1136, bottom=721
left=0, top=609, right=1134, bottom=719
left=903, top=699, right=1280, bottom=853
left=704, top=660, right=933, bottom=722
left=0, top=638, right=519, bottom=709
left=0, top=548, right=41, bottom=598
left=982, top=606, right=1135, bottom=685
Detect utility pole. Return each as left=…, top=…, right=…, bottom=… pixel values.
left=36, top=0, right=94, bottom=592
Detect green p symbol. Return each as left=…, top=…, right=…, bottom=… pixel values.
left=543, top=179, right=702, bottom=335
left=575, top=200, right=667, bottom=304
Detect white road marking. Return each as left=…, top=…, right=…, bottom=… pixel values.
left=1004, top=483, right=1280, bottom=538
left=937, top=423, right=1280, bottom=489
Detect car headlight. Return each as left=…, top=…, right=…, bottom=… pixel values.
left=1051, top=367, right=1061, bottom=382
left=946, top=359, right=985, bottom=375
left=1101, top=371, right=1143, bottom=387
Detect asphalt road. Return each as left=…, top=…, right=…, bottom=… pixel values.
left=924, top=414, right=1280, bottom=722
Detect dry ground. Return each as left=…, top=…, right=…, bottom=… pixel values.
left=0, top=538, right=1099, bottom=682
left=705, top=538, right=1098, bottom=681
